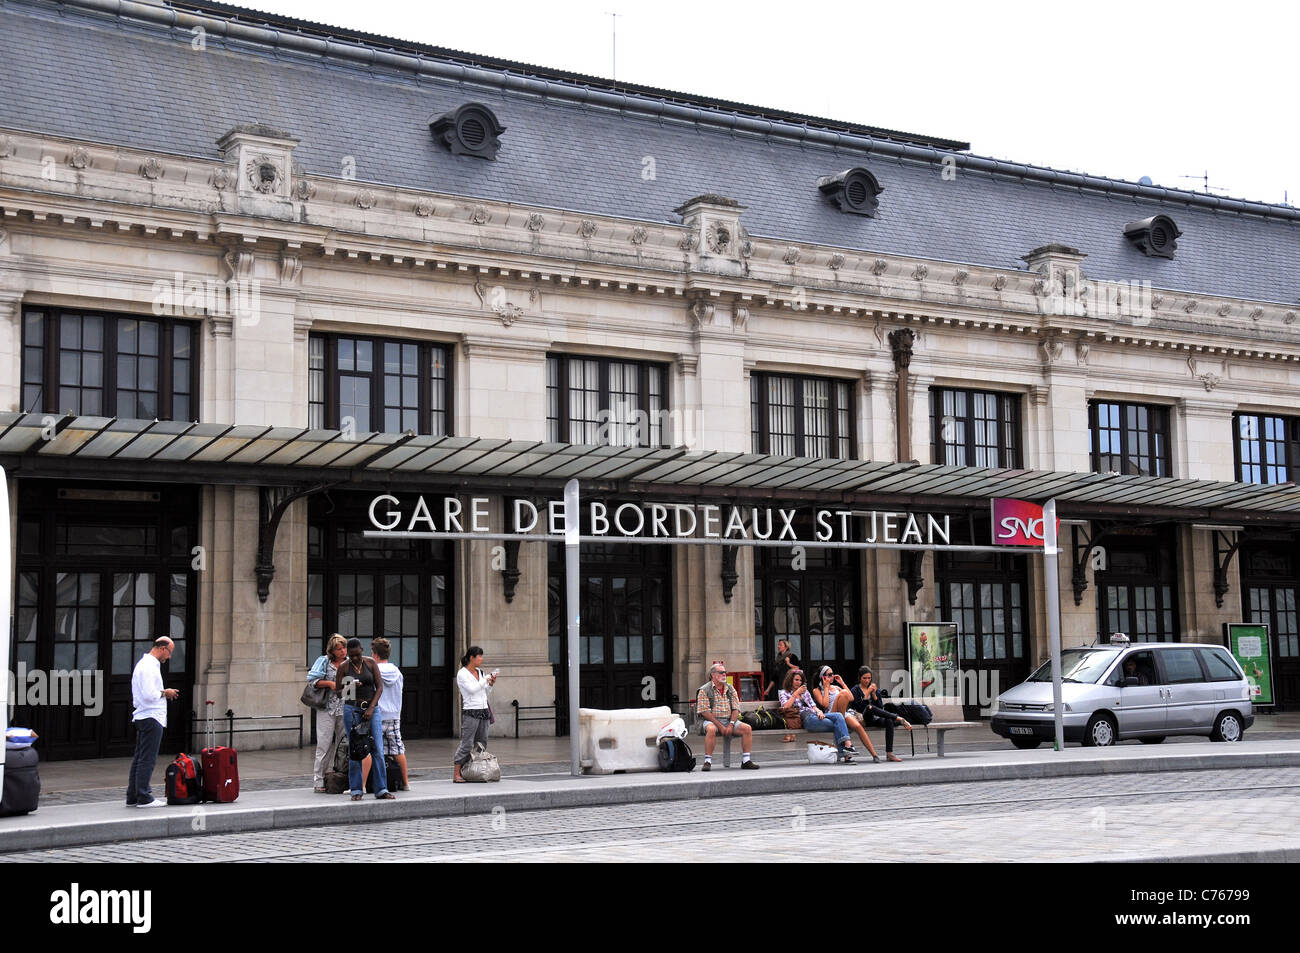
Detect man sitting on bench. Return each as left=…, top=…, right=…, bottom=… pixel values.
left=695, top=664, right=759, bottom=771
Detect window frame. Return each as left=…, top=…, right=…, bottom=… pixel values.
left=545, top=353, right=670, bottom=448
left=308, top=333, right=453, bottom=436
left=929, top=386, right=1022, bottom=468
left=750, top=371, right=855, bottom=459
left=1088, top=399, right=1173, bottom=477
left=1233, top=411, right=1300, bottom=485
left=21, top=306, right=200, bottom=421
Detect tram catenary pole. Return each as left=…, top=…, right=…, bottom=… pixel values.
left=0, top=467, right=11, bottom=791
left=563, top=479, right=581, bottom=776
left=1043, top=498, right=1065, bottom=752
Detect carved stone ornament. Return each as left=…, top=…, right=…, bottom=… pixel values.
left=912, top=264, right=929, bottom=281
left=828, top=253, right=845, bottom=271
left=1032, top=278, right=1049, bottom=297
left=1286, top=311, right=1297, bottom=325
left=887, top=328, right=914, bottom=371
left=526, top=212, right=545, bottom=232
left=992, top=275, right=1008, bottom=291
left=1039, top=336, right=1064, bottom=364
left=0, top=135, right=14, bottom=158
left=706, top=222, right=733, bottom=255
left=737, top=227, right=754, bottom=259
left=871, top=258, right=889, bottom=276
left=782, top=246, right=800, bottom=265
left=140, top=157, right=164, bottom=180
left=679, top=232, right=699, bottom=252
left=495, top=303, right=524, bottom=326
left=245, top=154, right=281, bottom=193
left=211, top=167, right=233, bottom=191
left=732, top=306, right=749, bottom=331
left=1183, top=300, right=1198, bottom=314
left=221, top=248, right=255, bottom=282
left=67, top=147, right=90, bottom=170
left=470, top=205, right=490, bottom=225
left=630, top=225, right=648, bottom=246
left=294, top=180, right=316, bottom=202
left=1217, top=304, right=1232, bottom=317
left=355, top=189, right=378, bottom=210
left=279, top=253, right=302, bottom=284
left=578, top=219, right=598, bottom=239
left=953, top=269, right=969, bottom=285
left=1151, top=295, right=1164, bottom=309
left=689, top=299, right=715, bottom=328
left=1076, top=340, right=1090, bottom=365
left=1250, top=308, right=1264, bottom=321
left=414, top=197, right=436, bottom=217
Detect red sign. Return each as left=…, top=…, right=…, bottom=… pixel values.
left=990, top=498, right=1058, bottom=547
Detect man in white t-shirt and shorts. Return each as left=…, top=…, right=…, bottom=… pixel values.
left=370, top=638, right=407, bottom=788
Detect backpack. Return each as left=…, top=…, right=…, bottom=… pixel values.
left=349, top=722, right=374, bottom=761
left=657, top=737, right=697, bottom=772
left=165, top=752, right=203, bottom=805
left=885, top=701, right=934, bottom=726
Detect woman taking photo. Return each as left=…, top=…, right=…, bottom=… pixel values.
left=778, top=669, right=857, bottom=763
left=453, top=646, right=497, bottom=783
left=306, top=634, right=348, bottom=793
left=811, top=665, right=881, bottom=762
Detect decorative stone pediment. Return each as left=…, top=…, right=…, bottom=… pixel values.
left=676, top=194, right=748, bottom=274
left=216, top=124, right=298, bottom=200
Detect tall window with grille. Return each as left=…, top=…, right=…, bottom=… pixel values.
left=1095, top=531, right=1180, bottom=642
left=1088, top=401, right=1171, bottom=476
left=930, top=387, right=1020, bottom=467
left=22, top=307, right=198, bottom=421
left=750, top=372, right=853, bottom=458
left=1234, top=412, right=1300, bottom=485
left=308, top=334, right=450, bottom=435
left=545, top=355, right=668, bottom=447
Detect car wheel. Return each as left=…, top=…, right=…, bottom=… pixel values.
left=1211, top=712, right=1244, bottom=743
left=1138, top=736, right=1165, bottom=744
left=1083, top=713, right=1117, bottom=747
left=1010, top=736, right=1041, bottom=750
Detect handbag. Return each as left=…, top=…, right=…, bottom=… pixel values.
left=301, top=682, right=329, bottom=710
left=806, top=742, right=838, bottom=764
left=461, top=742, right=501, bottom=782
left=348, top=719, right=373, bottom=762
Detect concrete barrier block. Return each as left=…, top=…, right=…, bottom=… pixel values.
left=578, top=706, right=673, bottom=775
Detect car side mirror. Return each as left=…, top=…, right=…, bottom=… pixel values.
left=1124, top=676, right=1140, bottom=687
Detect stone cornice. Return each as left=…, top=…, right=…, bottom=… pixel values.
left=1, top=126, right=1299, bottom=362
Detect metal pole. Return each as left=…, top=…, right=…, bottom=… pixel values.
left=564, top=479, right=581, bottom=776
left=0, top=466, right=10, bottom=792
left=1043, top=498, right=1065, bottom=751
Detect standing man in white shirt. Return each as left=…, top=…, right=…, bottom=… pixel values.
left=127, top=637, right=179, bottom=808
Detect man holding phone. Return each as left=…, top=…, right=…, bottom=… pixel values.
left=126, top=637, right=179, bottom=808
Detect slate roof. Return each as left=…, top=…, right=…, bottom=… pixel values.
left=2, top=0, right=1298, bottom=306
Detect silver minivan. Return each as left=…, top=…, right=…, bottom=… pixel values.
left=991, top=643, right=1254, bottom=748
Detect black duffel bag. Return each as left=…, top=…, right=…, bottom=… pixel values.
left=885, top=700, right=934, bottom=726
left=1, top=745, right=41, bottom=817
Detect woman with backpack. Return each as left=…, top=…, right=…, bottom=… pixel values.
left=453, top=646, right=497, bottom=783
left=306, top=634, right=348, bottom=793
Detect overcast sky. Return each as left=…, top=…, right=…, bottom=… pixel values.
left=244, top=0, right=1295, bottom=207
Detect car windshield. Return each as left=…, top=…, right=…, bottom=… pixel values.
left=1026, top=649, right=1117, bottom=684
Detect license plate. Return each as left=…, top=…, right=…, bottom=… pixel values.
left=1010, top=727, right=1035, bottom=735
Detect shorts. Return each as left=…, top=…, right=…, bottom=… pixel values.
left=381, top=719, right=404, bottom=755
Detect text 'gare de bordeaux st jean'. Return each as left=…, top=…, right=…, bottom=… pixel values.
left=1, top=0, right=1299, bottom=761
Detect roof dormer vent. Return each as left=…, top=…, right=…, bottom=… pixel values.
left=817, top=167, right=883, bottom=217
left=1124, top=215, right=1180, bottom=259
left=430, top=103, right=505, bottom=160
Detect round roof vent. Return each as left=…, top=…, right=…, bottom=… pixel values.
left=817, top=167, right=883, bottom=217
left=430, top=103, right=505, bottom=160
left=1124, top=214, right=1181, bottom=259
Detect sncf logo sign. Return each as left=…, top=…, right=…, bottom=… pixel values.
left=990, top=498, right=1057, bottom=547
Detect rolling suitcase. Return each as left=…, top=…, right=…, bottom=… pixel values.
left=0, top=744, right=41, bottom=817
left=201, top=700, right=240, bottom=803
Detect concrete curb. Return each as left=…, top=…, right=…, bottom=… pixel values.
left=4, top=746, right=1300, bottom=853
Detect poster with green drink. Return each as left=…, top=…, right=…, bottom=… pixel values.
left=907, top=622, right=959, bottom=697
left=1225, top=623, right=1273, bottom=706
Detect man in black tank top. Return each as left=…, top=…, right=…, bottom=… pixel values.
left=339, top=638, right=394, bottom=800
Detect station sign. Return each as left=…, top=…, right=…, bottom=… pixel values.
left=990, top=498, right=1058, bottom=547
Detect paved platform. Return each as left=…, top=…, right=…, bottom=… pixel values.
left=3, top=735, right=1299, bottom=853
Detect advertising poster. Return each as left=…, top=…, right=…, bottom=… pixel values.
left=1225, top=623, right=1274, bottom=706
left=907, top=622, right=959, bottom=697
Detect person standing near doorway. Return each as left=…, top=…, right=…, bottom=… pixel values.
left=453, top=646, right=496, bottom=783
left=126, top=637, right=178, bottom=808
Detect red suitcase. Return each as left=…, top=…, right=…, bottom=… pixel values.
left=201, top=700, right=240, bottom=803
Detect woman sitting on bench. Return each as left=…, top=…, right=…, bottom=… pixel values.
left=779, top=669, right=866, bottom=764
left=811, top=665, right=882, bottom=762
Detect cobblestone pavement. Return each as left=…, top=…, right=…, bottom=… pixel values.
left=6, top=767, right=1299, bottom=863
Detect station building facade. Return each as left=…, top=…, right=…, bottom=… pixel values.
left=2, top=0, right=1298, bottom=758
